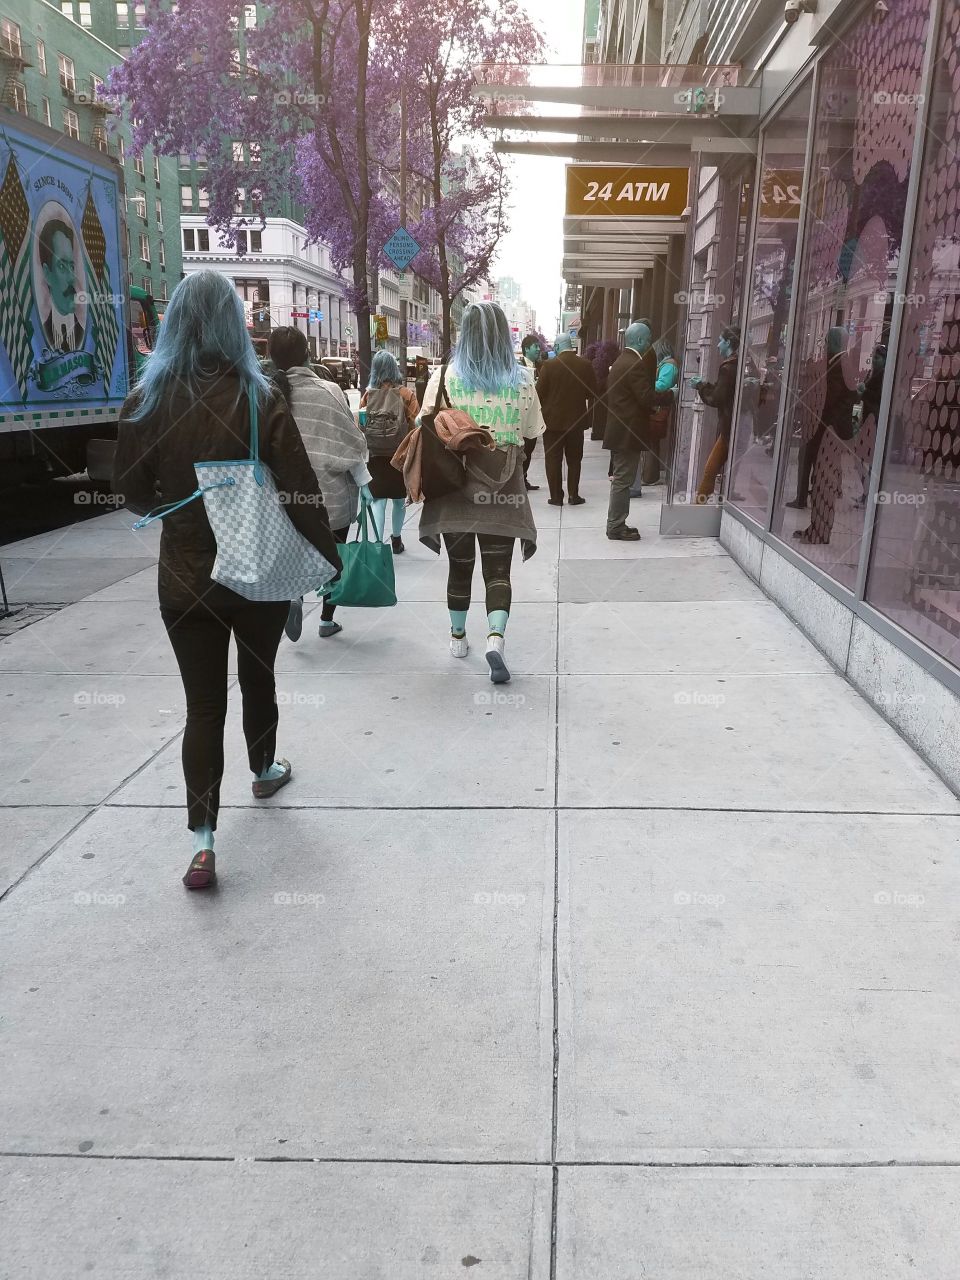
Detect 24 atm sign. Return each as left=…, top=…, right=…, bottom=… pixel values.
left=565, top=166, right=689, bottom=217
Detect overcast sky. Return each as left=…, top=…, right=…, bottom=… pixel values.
left=493, top=0, right=584, bottom=337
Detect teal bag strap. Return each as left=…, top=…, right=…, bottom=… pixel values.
left=358, top=491, right=382, bottom=542
left=132, top=478, right=235, bottom=529
left=249, top=384, right=265, bottom=485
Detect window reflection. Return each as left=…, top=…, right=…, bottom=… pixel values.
left=771, top=0, right=930, bottom=589
left=866, top=0, right=960, bottom=665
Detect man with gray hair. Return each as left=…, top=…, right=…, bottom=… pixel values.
left=602, top=322, right=676, bottom=540
left=535, top=333, right=597, bottom=505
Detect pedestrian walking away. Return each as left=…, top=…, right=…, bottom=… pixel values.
left=268, top=325, right=372, bottom=641
left=360, top=351, right=419, bottom=554
left=113, top=271, right=341, bottom=891
left=603, top=322, right=676, bottom=540
left=419, top=301, right=545, bottom=683
left=692, top=325, right=741, bottom=504
left=518, top=332, right=543, bottom=490
left=535, top=333, right=596, bottom=505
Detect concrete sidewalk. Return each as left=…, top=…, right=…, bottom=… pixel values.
left=2, top=441, right=960, bottom=1277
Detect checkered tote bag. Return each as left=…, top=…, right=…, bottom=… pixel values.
left=134, top=387, right=338, bottom=602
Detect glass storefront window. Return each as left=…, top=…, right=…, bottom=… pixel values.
left=771, top=0, right=931, bottom=589
left=727, top=81, right=812, bottom=524
left=866, top=0, right=960, bottom=665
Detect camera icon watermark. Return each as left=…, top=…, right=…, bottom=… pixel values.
left=673, top=690, right=726, bottom=707
left=474, top=891, right=526, bottom=906
left=74, top=490, right=124, bottom=507
left=876, top=490, right=925, bottom=506
left=873, top=91, right=924, bottom=106
left=74, top=690, right=126, bottom=707
left=873, top=890, right=924, bottom=907
left=473, top=491, right=524, bottom=506
left=275, top=690, right=325, bottom=707
left=473, top=690, right=526, bottom=708
left=274, top=89, right=331, bottom=107
left=674, top=889, right=726, bottom=908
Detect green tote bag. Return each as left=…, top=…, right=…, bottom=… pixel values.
left=323, top=495, right=397, bottom=608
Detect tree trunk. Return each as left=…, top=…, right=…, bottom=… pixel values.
left=355, top=244, right=372, bottom=385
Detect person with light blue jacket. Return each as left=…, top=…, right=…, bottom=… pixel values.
left=631, top=336, right=680, bottom=496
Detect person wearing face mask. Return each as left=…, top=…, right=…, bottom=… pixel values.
left=787, top=326, right=856, bottom=511
left=603, top=321, right=676, bottom=540
left=693, top=325, right=741, bottom=504
left=535, top=333, right=597, bottom=505
left=519, top=334, right=543, bottom=491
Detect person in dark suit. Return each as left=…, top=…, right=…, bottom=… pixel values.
left=787, top=326, right=856, bottom=510
left=38, top=218, right=84, bottom=352
left=603, top=322, right=675, bottom=540
left=535, top=334, right=597, bottom=505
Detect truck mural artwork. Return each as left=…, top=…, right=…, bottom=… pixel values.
left=0, top=119, right=128, bottom=420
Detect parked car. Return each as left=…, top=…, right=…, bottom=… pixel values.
left=322, top=357, right=357, bottom=389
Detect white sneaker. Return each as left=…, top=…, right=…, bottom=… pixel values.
left=450, top=633, right=469, bottom=658
left=485, top=634, right=511, bottom=684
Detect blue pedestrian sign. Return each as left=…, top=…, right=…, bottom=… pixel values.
left=383, top=228, right=422, bottom=271
left=310, top=309, right=323, bottom=322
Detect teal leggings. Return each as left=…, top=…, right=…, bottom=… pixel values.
left=371, top=497, right=405, bottom=540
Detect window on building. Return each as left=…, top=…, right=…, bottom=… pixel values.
left=134, top=2, right=146, bottom=27
left=0, top=17, right=22, bottom=58
left=234, top=186, right=246, bottom=213
left=133, top=153, right=145, bottom=178
left=62, top=108, right=80, bottom=139
left=195, top=148, right=207, bottom=170
left=131, top=191, right=147, bottom=220
left=142, top=275, right=151, bottom=292
left=155, top=198, right=163, bottom=230
left=159, top=280, right=168, bottom=301
left=249, top=229, right=261, bottom=252
left=36, top=38, right=46, bottom=74
left=244, top=4, right=257, bottom=27
left=10, top=82, right=27, bottom=116
left=183, top=228, right=195, bottom=252
left=41, top=97, right=51, bottom=127
left=248, top=142, right=261, bottom=165
left=158, top=239, right=165, bottom=268
left=770, top=0, right=932, bottom=590
left=92, top=125, right=108, bottom=152
left=180, top=185, right=193, bottom=213
left=178, top=152, right=190, bottom=168
left=78, top=2, right=92, bottom=26
left=152, top=154, right=160, bottom=183
left=197, top=189, right=209, bottom=211
left=139, top=233, right=150, bottom=262
left=197, top=228, right=209, bottom=252
left=91, top=74, right=104, bottom=101
left=61, top=2, right=74, bottom=19
left=232, top=142, right=245, bottom=163
left=116, top=1, right=128, bottom=26
left=117, top=135, right=125, bottom=164
left=58, top=53, right=76, bottom=93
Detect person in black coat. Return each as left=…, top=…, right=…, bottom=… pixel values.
left=602, top=322, right=675, bottom=540
left=536, top=334, right=597, bottom=504
left=787, top=326, right=857, bottom=509
left=693, top=325, right=741, bottom=503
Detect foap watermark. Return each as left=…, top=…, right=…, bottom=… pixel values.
left=74, top=690, right=126, bottom=707
left=674, top=290, right=725, bottom=307
left=74, top=890, right=126, bottom=906
left=74, top=490, right=124, bottom=507
left=474, top=491, right=525, bottom=507
left=274, top=89, right=331, bottom=107
left=875, top=690, right=926, bottom=708
left=876, top=490, right=925, bottom=506
left=276, top=491, right=327, bottom=508
left=276, top=690, right=325, bottom=708
left=874, top=291, right=926, bottom=306
left=474, top=891, right=526, bottom=907
left=874, top=890, right=925, bottom=907
left=274, top=891, right=325, bottom=907
left=673, top=690, right=726, bottom=707
left=873, top=91, right=924, bottom=106
left=474, top=690, right=526, bottom=708
left=674, top=890, right=726, bottom=908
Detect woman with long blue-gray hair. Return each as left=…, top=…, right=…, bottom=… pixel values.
left=418, top=301, right=544, bottom=684
left=113, top=271, right=340, bottom=891
left=359, top=350, right=419, bottom=553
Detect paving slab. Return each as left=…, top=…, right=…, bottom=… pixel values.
left=560, top=525, right=727, bottom=559
left=0, top=675, right=186, bottom=806
left=396, top=532, right=560, bottom=604
left=276, top=600, right=557, bottom=676
left=83, top=565, right=158, bottom=602
left=559, top=600, right=832, bottom=675
left=0, top=806, right=554, bottom=1161
left=0, top=556, right=158, bottom=606
left=113, top=671, right=556, bottom=809
left=556, top=1167, right=960, bottom=1280
left=559, top=556, right=764, bottom=603
left=558, top=673, right=960, bottom=812
left=7, top=523, right=160, bottom=560
left=557, top=809, right=960, bottom=1162
left=0, top=806, right=90, bottom=895
left=0, top=601, right=175, bottom=676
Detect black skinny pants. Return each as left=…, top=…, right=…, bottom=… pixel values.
left=319, top=524, right=351, bottom=623
left=544, top=427, right=584, bottom=499
left=442, top=533, right=515, bottom=615
left=161, top=598, right=288, bottom=830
